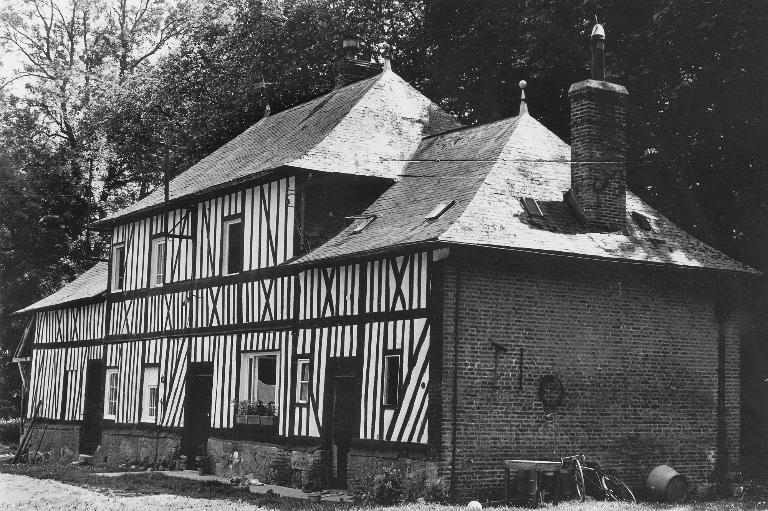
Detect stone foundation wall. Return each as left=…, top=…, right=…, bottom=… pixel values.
left=25, top=421, right=80, bottom=462
left=347, top=445, right=437, bottom=489
left=207, top=436, right=435, bottom=493
left=208, top=437, right=328, bottom=490
left=99, top=426, right=182, bottom=465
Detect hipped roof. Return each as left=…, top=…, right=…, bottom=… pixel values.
left=95, top=68, right=459, bottom=226
left=296, top=114, right=755, bottom=274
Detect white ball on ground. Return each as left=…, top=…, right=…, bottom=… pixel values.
left=467, top=500, right=482, bottom=509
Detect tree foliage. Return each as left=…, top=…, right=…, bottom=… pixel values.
left=0, top=0, right=766, bottom=417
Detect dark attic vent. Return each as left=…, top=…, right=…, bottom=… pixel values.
left=520, top=197, right=543, bottom=217
left=425, top=200, right=455, bottom=221
left=349, top=215, right=376, bottom=234
left=631, top=211, right=654, bottom=232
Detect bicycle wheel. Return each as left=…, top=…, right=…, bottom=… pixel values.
left=572, top=459, right=586, bottom=502
left=604, top=475, right=636, bottom=504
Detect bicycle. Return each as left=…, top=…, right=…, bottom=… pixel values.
left=560, top=455, right=636, bottom=504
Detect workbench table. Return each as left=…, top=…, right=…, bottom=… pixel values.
left=503, top=459, right=563, bottom=507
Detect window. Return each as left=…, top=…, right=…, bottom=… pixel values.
left=141, top=366, right=159, bottom=423
left=383, top=354, right=400, bottom=406
left=104, top=368, right=119, bottom=419
left=150, top=238, right=166, bottom=287
left=60, top=370, right=75, bottom=420
left=112, top=244, right=126, bottom=290
left=425, top=200, right=456, bottom=221
left=297, top=359, right=310, bottom=404
left=239, top=353, right=278, bottom=408
left=520, top=197, right=543, bottom=217
left=631, top=211, right=654, bottom=232
left=222, top=218, right=243, bottom=274
left=350, top=215, right=376, bottom=234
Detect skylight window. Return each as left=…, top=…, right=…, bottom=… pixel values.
left=520, top=197, right=543, bottom=217
left=631, top=211, right=654, bottom=232
left=425, top=200, right=456, bottom=221
left=349, top=215, right=376, bottom=234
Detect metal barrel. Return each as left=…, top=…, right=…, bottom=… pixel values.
left=646, top=465, right=688, bottom=503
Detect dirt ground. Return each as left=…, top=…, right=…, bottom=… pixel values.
left=0, top=465, right=764, bottom=511
left=0, top=472, right=259, bottom=511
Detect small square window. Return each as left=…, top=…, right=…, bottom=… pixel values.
left=425, top=200, right=456, bottom=221
left=350, top=216, right=376, bottom=234
left=383, top=354, right=400, bottom=406
left=223, top=218, right=243, bottom=274
left=297, top=359, right=310, bottom=404
left=631, top=211, right=654, bottom=232
left=520, top=197, right=543, bottom=217
left=104, top=368, right=119, bottom=419
left=112, top=245, right=126, bottom=291
left=150, top=238, right=166, bottom=287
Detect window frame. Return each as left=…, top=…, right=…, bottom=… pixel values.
left=149, top=237, right=167, bottom=288
left=239, top=352, right=279, bottom=410
left=112, top=244, right=126, bottom=291
left=296, top=359, right=310, bottom=404
left=140, top=365, right=160, bottom=423
left=222, top=217, right=244, bottom=275
left=104, top=368, right=119, bottom=420
left=383, top=354, right=401, bottom=407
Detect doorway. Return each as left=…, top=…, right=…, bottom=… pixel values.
left=79, top=360, right=104, bottom=454
left=324, top=358, right=362, bottom=488
left=184, top=363, right=213, bottom=467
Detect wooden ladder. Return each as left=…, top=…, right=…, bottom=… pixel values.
left=12, top=400, right=41, bottom=464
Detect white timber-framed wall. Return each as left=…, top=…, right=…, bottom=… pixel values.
left=25, top=170, right=437, bottom=447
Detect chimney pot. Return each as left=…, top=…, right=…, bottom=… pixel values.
left=591, top=23, right=606, bottom=80
left=335, top=36, right=381, bottom=88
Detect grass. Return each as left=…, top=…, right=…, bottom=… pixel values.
left=0, top=460, right=766, bottom=510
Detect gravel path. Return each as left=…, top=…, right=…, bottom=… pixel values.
left=0, top=473, right=261, bottom=510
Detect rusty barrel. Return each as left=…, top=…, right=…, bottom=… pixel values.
left=646, top=465, right=688, bottom=503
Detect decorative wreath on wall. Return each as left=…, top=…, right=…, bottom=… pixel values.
left=538, top=375, right=565, bottom=408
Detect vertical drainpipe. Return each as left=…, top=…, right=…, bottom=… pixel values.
left=715, top=280, right=730, bottom=483
left=450, top=263, right=461, bottom=501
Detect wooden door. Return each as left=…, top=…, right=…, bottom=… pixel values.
left=79, top=360, right=104, bottom=454
left=184, top=363, right=213, bottom=465
left=325, top=359, right=362, bottom=488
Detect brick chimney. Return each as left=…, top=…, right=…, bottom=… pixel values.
left=335, top=36, right=381, bottom=88
left=566, top=23, right=628, bottom=232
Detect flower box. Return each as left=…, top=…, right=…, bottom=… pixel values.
left=235, top=414, right=277, bottom=426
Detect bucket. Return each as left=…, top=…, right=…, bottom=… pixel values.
left=646, top=465, right=688, bottom=503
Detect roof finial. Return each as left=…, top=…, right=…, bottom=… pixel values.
left=255, top=74, right=274, bottom=117
left=518, top=79, right=528, bottom=115
left=379, top=42, right=391, bottom=72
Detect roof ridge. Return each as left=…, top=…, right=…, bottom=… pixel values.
left=422, top=114, right=522, bottom=140
left=266, top=72, right=383, bottom=119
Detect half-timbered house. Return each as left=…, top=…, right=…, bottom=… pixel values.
left=17, top=29, right=756, bottom=500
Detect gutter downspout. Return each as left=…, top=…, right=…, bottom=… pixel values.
left=715, top=282, right=730, bottom=483
left=450, top=264, right=461, bottom=501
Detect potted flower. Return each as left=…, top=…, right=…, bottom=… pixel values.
left=234, top=400, right=277, bottom=426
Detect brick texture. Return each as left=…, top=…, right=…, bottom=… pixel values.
left=569, top=81, right=628, bottom=232
left=439, top=255, right=741, bottom=501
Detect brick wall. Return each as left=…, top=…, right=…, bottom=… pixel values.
left=439, top=253, right=741, bottom=501
left=569, top=80, right=628, bottom=232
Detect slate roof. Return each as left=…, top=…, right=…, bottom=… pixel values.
left=296, top=114, right=755, bottom=274
left=96, top=68, right=460, bottom=226
left=15, top=262, right=108, bottom=314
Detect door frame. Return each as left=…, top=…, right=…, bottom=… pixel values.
left=79, top=359, right=104, bottom=454
left=322, top=356, right=363, bottom=488
left=183, top=362, right=214, bottom=462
